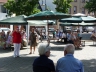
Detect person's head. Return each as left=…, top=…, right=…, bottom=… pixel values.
left=16, top=27, right=19, bottom=32
left=38, top=43, right=51, bottom=57
left=31, top=28, right=34, bottom=33
left=9, top=33, right=12, bottom=36
left=64, top=44, right=75, bottom=56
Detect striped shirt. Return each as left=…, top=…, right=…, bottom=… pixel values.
left=56, top=54, right=84, bottom=72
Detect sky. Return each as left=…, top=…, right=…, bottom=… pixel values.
left=39, top=0, right=56, bottom=11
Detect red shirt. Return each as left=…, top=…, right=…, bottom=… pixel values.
left=12, top=31, right=22, bottom=43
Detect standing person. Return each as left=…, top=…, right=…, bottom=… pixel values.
left=33, top=43, right=55, bottom=72
left=56, top=44, right=84, bottom=72
left=29, top=28, right=37, bottom=54
left=12, top=27, right=22, bottom=58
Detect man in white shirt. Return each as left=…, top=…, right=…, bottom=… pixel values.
left=61, top=32, right=67, bottom=43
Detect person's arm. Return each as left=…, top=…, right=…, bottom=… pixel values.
left=80, top=62, right=84, bottom=72
left=49, top=60, right=55, bottom=72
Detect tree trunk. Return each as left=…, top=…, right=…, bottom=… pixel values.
left=94, top=11, right=96, bottom=18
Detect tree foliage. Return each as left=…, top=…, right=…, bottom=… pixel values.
left=85, top=0, right=96, bottom=17
left=53, top=0, right=73, bottom=13
left=4, top=0, right=41, bottom=16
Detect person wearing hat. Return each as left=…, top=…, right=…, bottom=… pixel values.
left=12, top=27, right=22, bottom=58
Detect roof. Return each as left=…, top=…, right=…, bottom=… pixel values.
left=0, top=0, right=7, bottom=3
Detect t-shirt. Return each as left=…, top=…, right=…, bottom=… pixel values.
left=12, top=31, right=22, bottom=43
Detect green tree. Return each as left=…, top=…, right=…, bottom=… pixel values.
left=53, top=0, right=73, bottom=13
left=4, top=0, right=41, bottom=16
left=85, top=0, right=96, bottom=17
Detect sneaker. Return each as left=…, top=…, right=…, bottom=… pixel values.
left=29, top=52, right=32, bottom=54
left=17, top=56, right=20, bottom=57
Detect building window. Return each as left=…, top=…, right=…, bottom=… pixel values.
left=82, top=0, right=85, bottom=3
left=74, top=0, right=77, bottom=2
left=1, top=5, right=7, bottom=13
left=74, top=6, right=77, bottom=14
left=68, top=8, right=71, bottom=14
left=0, top=5, right=7, bottom=13
left=82, top=8, right=85, bottom=14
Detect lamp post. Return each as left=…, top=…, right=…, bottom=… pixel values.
left=41, top=0, right=47, bottom=10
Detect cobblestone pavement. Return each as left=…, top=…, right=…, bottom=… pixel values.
left=0, top=40, right=96, bottom=72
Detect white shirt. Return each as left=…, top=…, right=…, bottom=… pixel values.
left=62, top=33, right=66, bottom=38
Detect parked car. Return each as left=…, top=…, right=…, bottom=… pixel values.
left=0, top=27, right=10, bottom=34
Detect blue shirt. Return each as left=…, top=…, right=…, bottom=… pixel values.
left=56, top=54, right=84, bottom=72
left=33, top=55, right=55, bottom=72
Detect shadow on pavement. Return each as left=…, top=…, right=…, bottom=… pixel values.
left=51, top=46, right=64, bottom=51
left=81, top=59, right=96, bottom=72
left=88, top=45, right=96, bottom=47
left=51, top=46, right=83, bottom=51
left=50, top=41, right=66, bottom=45
left=0, top=47, right=28, bottom=54
left=0, top=56, right=38, bottom=72
left=75, top=47, right=83, bottom=50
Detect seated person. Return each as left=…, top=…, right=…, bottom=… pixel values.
left=77, top=30, right=82, bottom=40
left=71, top=32, right=78, bottom=48
left=33, top=43, right=55, bottom=72
left=61, top=31, right=67, bottom=43
left=56, top=44, right=84, bottom=72
left=67, top=31, right=74, bottom=44
left=0, top=32, right=6, bottom=49
left=6, top=33, right=12, bottom=48
left=90, top=31, right=96, bottom=41
left=21, top=31, right=27, bottom=47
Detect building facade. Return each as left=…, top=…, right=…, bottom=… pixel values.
left=0, top=0, right=9, bottom=28
left=69, top=0, right=94, bottom=16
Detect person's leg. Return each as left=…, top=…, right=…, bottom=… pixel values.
left=64, top=38, right=67, bottom=43
left=14, top=43, right=17, bottom=57
left=33, top=46, right=35, bottom=54
left=29, top=46, right=32, bottom=54
left=17, top=43, right=21, bottom=57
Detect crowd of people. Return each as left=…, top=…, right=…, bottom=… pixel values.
left=0, top=27, right=84, bottom=56
left=53, top=29, right=82, bottom=48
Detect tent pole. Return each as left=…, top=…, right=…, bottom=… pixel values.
left=47, top=20, right=50, bottom=44
left=45, top=25, right=47, bottom=39
left=26, top=25, right=29, bottom=47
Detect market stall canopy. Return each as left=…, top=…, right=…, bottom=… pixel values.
left=72, top=13, right=87, bottom=17
left=25, top=10, right=71, bottom=20
left=0, top=15, right=28, bottom=25
left=60, top=22, right=96, bottom=26
left=28, top=20, right=55, bottom=26
left=28, top=20, right=47, bottom=26
left=59, top=16, right=96, bottom=23
left=59, top=17, right=82, bottom=23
